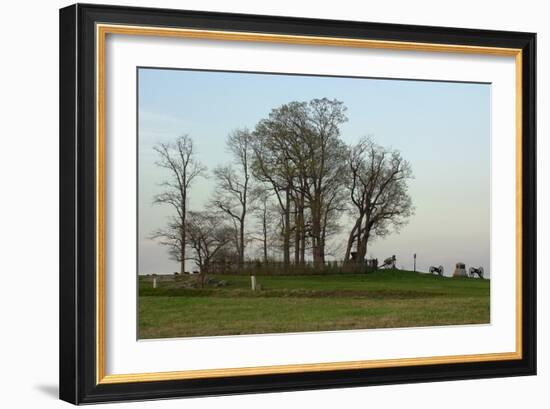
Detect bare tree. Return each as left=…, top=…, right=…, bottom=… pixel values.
left=344, top=137, right=414, bottom=264
left=212, top=129, right=254, bottom=267
left=185, top=211, right=232, bottom=286
left=151, top=135, right=206, bottom=274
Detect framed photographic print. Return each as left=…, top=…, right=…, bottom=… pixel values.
left=59, top=3, right=536, bottom=404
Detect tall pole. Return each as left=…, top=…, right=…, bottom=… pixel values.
left=414, top=253, right=416, bottom=272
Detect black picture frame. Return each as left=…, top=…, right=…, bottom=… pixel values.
left=59, top=3, right=536, bottom=404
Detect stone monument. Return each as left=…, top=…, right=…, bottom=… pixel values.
left=453, top=262, right=467, bottom=277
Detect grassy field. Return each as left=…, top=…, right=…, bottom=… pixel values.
left=138, top=270, right=490, bottom=339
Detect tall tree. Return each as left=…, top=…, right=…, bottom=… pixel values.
left=344, top=137, right=414, bottom=263
left=304, top=99, right=348, bottom=266
left=252, top=119, right=297, bottom=267
left=151, top=135, right=206, bottom=274
left=253, top=98, right=348, bottom=267
left=212, top=129, right=254, bottom=267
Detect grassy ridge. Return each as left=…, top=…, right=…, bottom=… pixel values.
left=138, top=270, right=490, bottom=339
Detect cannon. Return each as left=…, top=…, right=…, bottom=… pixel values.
left=469, top=266, right=484, bottom=279
left=429, top=265, right=444, bottom=276
left=380, top=255, right=396, bottom=269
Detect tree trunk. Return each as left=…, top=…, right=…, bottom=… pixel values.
left=320, top=235, right=326, bottom=265
left=283, top=189, right=290, bottom=267
left=344, top=224, right=358, bottom=262
left=294, top=200, right=300, bottom=264
left=239, top=218, right=245, bottom=267
left=262, top=211, right=268, bottom=263
left=312, top=228, right=323, bottom=267
left=299, top=193, right=306, bottom=265
left=300, top=231, right=306, bottom=265
left=180, top=193, right=186, bottom=274
left=356, top=218, right=370, bottom=262
left=344, top=216, right=364, bottom=263
left=180, top=228, right=186, bottom=274
left=180, top=216, right=187, bottom=274
left=311, top=197, right=323, bottom=268
left=356, top=232, right=363, bottom=263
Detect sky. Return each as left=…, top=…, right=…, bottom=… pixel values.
left=138, top=68, right=491, bottom=277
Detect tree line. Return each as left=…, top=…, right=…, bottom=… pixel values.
left=151, top=98, right=414, bottom=275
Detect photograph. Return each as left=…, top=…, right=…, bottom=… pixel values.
left=137, top=68, right=491, bottom=339
left=56, top=3, right=536, bottom=404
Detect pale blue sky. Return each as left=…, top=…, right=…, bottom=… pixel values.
left=138, top=68, right=490, bottom=277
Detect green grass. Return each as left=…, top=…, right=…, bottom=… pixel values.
left=138, top=270, right=490, bottom=339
